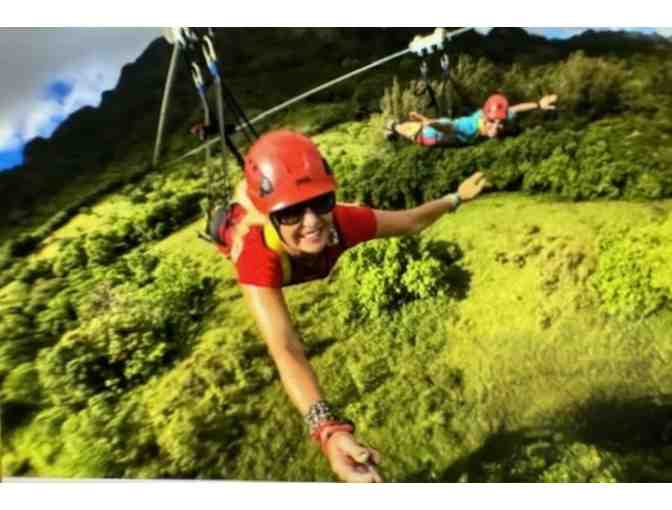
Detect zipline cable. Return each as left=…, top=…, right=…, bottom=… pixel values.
left=164, top=26, right=478, bottom=167
left=167, top=47, right=412, bottom=166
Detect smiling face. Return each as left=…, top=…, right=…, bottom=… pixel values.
left=270, top=192, right=336, bottom=255
left=482, top=118, right=505, bottom=139
left=279, top=209, right=333, bottom=255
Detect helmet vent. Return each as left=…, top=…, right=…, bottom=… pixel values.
left=260, top=175, right=274, bottom=196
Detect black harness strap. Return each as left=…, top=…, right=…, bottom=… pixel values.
left=415, top=60, right=441, bottom=116
left=176, top=28, right=260, bottom=243
left=438, top=53, right=452, bottom=118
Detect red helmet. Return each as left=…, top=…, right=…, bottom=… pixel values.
left=483, top=94, right=509, bottom=121
left=244, top=130, right=336, bottom=215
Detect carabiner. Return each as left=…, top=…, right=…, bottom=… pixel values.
left=420, top=60, right=429, bottom=79
left=191, top=63, right=205, bottom=93
left=440, top=54, right=450, bottom=73
left=202, top=35, right=220, bottom=79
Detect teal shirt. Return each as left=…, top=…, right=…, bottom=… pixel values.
left=422, top=109, right=517, bottom=145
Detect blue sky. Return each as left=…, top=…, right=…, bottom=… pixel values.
left=0, top=150, right=23, bottom=170
left=0, top=28, right=161, bottom=172
left=0, top=76, right=97, bottom=171
left=529, top=27, right=662, bottom=39
left=0, top=27, right=669, bottom=172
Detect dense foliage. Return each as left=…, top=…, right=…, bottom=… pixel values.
left=2, top=28, right=672, bottom=482
left=591, top=215, right=672, bottom=319
left=336, top=236, right=462, bottom=320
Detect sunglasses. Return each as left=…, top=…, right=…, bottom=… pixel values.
left=271, top=192, right=336, bottom=226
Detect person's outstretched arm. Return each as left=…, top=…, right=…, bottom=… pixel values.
left=240, top=284, right=383, bottom=482
left=510, top=94, right=558, bottom=115
left=374, top=171, right=490, bottom=238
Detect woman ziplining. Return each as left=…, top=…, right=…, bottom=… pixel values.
left=209, top=129, right=490, bottom=482
left=385, top=93, right=558, bottom=146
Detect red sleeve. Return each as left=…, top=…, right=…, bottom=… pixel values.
left=234, top=228, right=284, bottom=288
left=333, top=204, right=377, bottom=248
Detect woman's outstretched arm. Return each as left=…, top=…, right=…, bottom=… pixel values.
left=374, top=171, right=490, bottom=238
left=240, top=284, right=383, bottom=482
left=510, top=94, right=558, bottom=114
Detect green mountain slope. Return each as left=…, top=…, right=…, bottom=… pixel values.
left=1, top=28, right=672, bottom=481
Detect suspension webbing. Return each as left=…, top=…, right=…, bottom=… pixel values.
left=415, top=59, right=441, bottom=116
left=168, top=27, right=263, bottom=243
left=164, top=27, right=481, bottom=167
left=438, top=53, right=451, bottom=118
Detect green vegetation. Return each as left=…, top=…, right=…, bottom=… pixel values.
left=336, top=236, right=462, bottom=320
left=2, top=28, right=672, bottom=482
left=591, top=215, right=672, bottom=319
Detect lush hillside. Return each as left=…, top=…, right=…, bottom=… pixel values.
left=1, top=28, right=672, bottom=481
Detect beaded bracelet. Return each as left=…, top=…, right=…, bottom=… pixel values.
left=305, top=400, right=337, bottom=434
left=305, top=400, right=355, bottom=450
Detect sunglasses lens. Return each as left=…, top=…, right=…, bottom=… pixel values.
left=309, top=193, right=335, bottom=214
left=274, top=206, right=304, bottom=226
left=273, top=193, right=335, bottom=226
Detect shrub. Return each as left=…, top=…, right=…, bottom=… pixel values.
left=17, top=258, right=54, bottom=283
left=2, top=361, right=42, bottom=405
left=590, top=216, right=672, bottom=319
left=336, top=236, right=461, bottom=320
left=548, top=51, right=627, bottom=118
left=478, top=439, right=626, bottom=482
left=37, top=254, right=216, bottom=408
left=52, top=238, right=88, bottom=276
left=83, top=232, right=122, bottom=265
left=141, top=328, right=273, bottom=477
left=53, top=392, right=160, bottom=478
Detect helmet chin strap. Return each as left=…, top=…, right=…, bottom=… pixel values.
left=269, top=215, right=287, bottom=245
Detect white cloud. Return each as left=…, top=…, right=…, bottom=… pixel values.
left=0, top=124, right=22, bottom=151
left=0, top=28, right=161, bottom=153
left=656, top=28, right=672, bottom=37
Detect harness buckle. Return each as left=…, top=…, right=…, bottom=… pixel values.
left=440, top=54, right=450, bottom=73
left=191, top=63, right=204, bottom=90
left=420, top=60, right=429, bottom=79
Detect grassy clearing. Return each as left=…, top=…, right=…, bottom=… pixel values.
left=71, top=191, right=666, bottom=482
left=3, top=145, right=671, bottom=481
left=206, top=193, right=671, bottom=481
left=10, top=157, right=671, bottom=479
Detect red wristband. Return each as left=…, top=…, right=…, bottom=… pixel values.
left=311, top=421, right=355, bottom=453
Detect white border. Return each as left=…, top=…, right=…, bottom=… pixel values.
left=1, top=1, right=671, bottom=27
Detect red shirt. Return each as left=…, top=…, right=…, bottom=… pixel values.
left=234, top=205, right=377, bottom=288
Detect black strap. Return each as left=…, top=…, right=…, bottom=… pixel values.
left=438, top=53, right=451, bottom=118
left=177, top=28, right=260, bottom=242
left=415, top=59, right=441, bottom=117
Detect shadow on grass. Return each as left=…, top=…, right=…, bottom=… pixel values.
left=305, top=336, right=339, bottom=358
left=2, top=402, right=40, bottom=435
left=424, top=239, right=472, bottom=301
left=401, top=394, right=672, bottom=482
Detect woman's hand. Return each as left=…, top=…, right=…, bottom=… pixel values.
left=457, top=171, right=491, bottom=202
left=539, top=94, right=558, bottom=110
left=323, top=432, right=383, bottom=482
